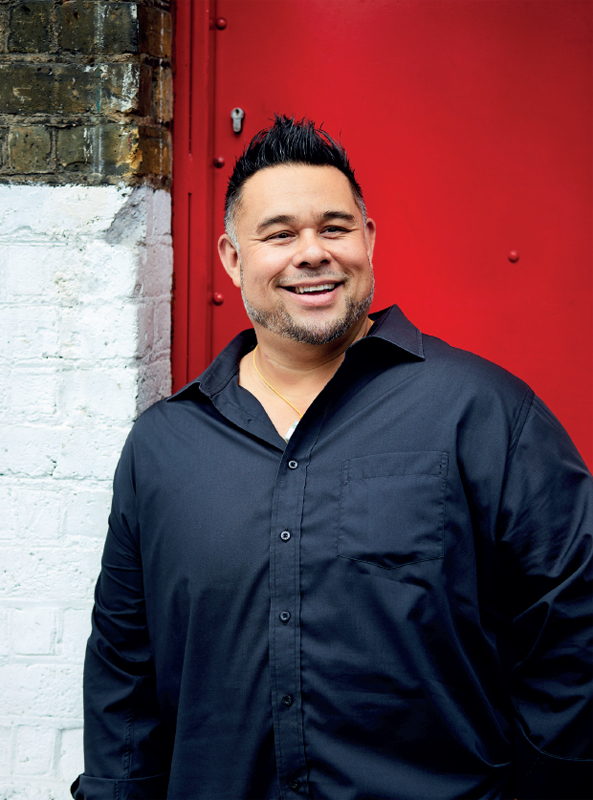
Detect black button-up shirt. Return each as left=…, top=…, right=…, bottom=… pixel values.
left=73, top=306, right=592, bottom=800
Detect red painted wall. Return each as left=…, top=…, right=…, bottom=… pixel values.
left=173, top=0, right=592, bottom=466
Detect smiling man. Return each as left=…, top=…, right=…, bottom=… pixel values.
left=73, top=116, right=592, bottom=800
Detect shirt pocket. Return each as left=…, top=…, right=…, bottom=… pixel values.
left=338, top=451, right=449, bottom=569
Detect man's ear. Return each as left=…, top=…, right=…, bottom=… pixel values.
left=218, top=234, right=241, bottom=288
left=365, top=218, right=377, bottom=262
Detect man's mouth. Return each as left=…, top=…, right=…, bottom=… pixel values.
left=285, top=283, right=338, bottom=294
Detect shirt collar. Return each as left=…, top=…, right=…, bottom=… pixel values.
left=168, top=304, right=424, bottom=402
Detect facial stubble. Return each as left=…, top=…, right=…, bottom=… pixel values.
left=239, top=260, right=375, bottom=345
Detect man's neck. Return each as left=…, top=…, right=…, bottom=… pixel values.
left=238, top=316, right=372, bottom=439
left=250, top=315, right=372, bottom=393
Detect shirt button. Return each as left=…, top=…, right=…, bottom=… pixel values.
left=289, top=780, right=300, bottom=791
left=280, top=530, right=291, bottom=541
left=279, top=611, right=291, bottom=623
left=288, top=460, right=298, bottom=469
left=281, top=694, right=293, bottom=707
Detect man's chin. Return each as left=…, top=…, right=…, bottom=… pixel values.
left=243, top=295, right=373, bottom=346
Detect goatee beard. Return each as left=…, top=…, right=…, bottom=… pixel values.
left=240, top=266, right=374, bottom=345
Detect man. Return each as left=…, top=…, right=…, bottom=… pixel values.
left=73, top=116, right=592, bottom=800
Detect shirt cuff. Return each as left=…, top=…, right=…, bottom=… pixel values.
left=71, top=772, right=169, bottom=800
left=514, top=723, right=592, bottom=800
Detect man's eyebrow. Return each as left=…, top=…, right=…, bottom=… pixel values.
left=321, top=211, right=356, bottom=222
left=256, top=215, right=296, bottom=234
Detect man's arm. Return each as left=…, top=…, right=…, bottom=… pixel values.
left=497, top=396, right=592, bottom=800
left=71, top=433, right=170, bottom=800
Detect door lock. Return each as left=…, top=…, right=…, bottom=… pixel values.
left=231, top=107, right=245, bottom=133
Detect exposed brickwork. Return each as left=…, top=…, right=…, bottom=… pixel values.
left=0, top=0, right=172, bottom=186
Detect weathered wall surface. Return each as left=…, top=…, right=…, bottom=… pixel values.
left=0, top=0, right=172, bottom=185
left=0, top=2, right=173, bottom=797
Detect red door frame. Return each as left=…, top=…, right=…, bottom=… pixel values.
left=171, top=0, right=216, bottom=390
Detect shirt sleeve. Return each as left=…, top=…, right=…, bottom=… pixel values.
left=71, top=432, right=171, bottom=799
left=497, top=396, right=593, bottom=800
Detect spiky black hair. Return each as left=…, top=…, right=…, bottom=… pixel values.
left=224, top=115, right=365, bottom=237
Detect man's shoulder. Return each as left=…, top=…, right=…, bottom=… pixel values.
left=419, top=329, right=532, bottom=403
left=372, top=305, right=532, bottom=404
left=127, top=386, right=207, bottom=442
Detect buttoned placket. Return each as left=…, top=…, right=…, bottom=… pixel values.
left=269, top=424, right=322, bottom=799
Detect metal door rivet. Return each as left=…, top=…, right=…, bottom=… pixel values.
left=508, top=250, right=520, bottom=262
left=213, top=293, right=224, bottom=306
left=214, top=157, right=225, bottom=168
left=215, top=17, right=227, bottom=30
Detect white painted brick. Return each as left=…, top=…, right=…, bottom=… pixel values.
left=18, top=493, right=61, bottom=545
left=138, top=357, right=171, bottom=414
left=53, top=425, right=130, bottom=481
left=146, top=189, right=172, bottom=239
left=0, top=484, right=17, bottom=541
left=138, top=241, right=173, bottom=297
left=62, top=486, right=112, bottom=539
left=136, top=300, right=153, bottom=360
left=0, top=307, right=60, bottom=361
left=137, top=298, right=171, bottom=362
left=154, top=298, right=172, bottom=356
left=0, top=664, right=82, bottom=717
left=60, top=367, right=137, bottom=425
left=12, top=608, right=57, bottom=656
left=14, top=726, right=55, bottom=776
left=8, top=369, right=60, bottom=421
left=0, top=185, right=133, bottom=240
left=0, top=725, right=13, bottom=773
left=13, top=487, right=62, bottom=542
left=0, top=781, right=54, bottom=800
left=59, top=727, right=83, bottom=783
left=0, top=426, right=61, bottom=478
left=59, top=304, right=137, bottom=362
left=0, top=607, right=9, bottom=656
left=104, top=186, right=148, bottom=246
left=0, top=546, right=101, bottom=602
left=61, top=609, right=92, bottom=661
left=0, top=183, right=172, bottom=789
left=0, top=246, right=57, bottom=301
left=82, top=241, right=138, bottom=300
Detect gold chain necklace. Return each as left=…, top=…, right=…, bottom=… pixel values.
left=252, top=346, right=303, bottom=419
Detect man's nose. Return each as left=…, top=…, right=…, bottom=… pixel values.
left=291, top=232, right=331, bottom=268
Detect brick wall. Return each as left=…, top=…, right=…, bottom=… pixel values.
left=0, top=2, right=174, bottom=797
left=0, top=0, right=171, bottom=185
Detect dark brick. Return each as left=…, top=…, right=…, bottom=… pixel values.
left=138, top=63, right=152, bottom=117
left=57, top=123, right=139, bottom=176
left=58, top=1, right=138, bottom=54
left=8, top=0, right=52, bottom=53
left=0, top=64, right=55, bottom=114
left=0, top=127, right=7, bottom=168
left=0, top=6, right=9, bottom=54
left=136, top=125, right=170, bottom=177
left=0, top=63, right=139, bottom=115
left=151, top=67, right=172, bottom=123
left=101, top=63, right=140, bottom=114
left=138, top=5, right=171, bottom=59
left=8, top=125, right=51, bottom=172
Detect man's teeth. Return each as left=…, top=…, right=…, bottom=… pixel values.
left=293, top=284, right=336, bottom=294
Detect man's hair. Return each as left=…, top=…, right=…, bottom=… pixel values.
left=224, top=114, right=366, bottom=244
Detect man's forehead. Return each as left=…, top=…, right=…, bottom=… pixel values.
left=237, top=163, right=360, bottom=222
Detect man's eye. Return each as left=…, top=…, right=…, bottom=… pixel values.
left=324, top=226, right=347, bottom=234
left=268, top=231, right=292, bottom=240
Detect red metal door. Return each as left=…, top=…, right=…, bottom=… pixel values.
left=173, top=0, right=592, bottom=466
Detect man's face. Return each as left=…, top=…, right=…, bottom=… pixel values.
left=219, top=164, right=376, bottom=345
